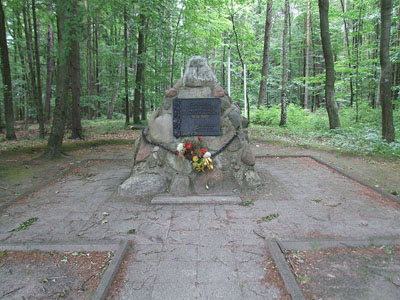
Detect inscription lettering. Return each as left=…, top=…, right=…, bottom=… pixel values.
left=173, top=98, right=221, bottom=138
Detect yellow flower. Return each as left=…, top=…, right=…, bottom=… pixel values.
left=193, top=156, right=199, bottom=162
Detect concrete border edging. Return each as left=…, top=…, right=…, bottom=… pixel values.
left=255, top=155, right=400, bottom=205
left=91, top=240, right=130, bottom=300
left=266, top=239, right=306, bottom=300
left=0, top=240, right=121, bottom=252
left=267, top=236, right=400, bottom=299
left=0, top=239, right=130, bottom=300
left=279, top=236, right=400, bottom=251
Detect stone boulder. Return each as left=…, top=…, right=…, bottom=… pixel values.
left=119, top=56, right=262, bottom=199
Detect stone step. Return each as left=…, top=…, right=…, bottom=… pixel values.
left=151, top=195, right=241, bottom=205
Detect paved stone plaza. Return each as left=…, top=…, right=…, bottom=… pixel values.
left=1, top=151, right=400, bottom=299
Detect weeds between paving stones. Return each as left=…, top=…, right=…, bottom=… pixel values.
left=256, top=213, right=280, bottom=224
left=240, top=200, right=255, bottom=206
left=8, top=217, right=38, bottom=232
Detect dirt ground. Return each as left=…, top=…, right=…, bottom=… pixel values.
left=286, top=246, right=400, bottom=300
left=0, top=250, right=113, bottom=299
left=0, top=144, right=133, bottom=206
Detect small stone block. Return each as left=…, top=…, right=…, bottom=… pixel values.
left=165, top=88, right=178, bottom=98
left=151, top=196, right=241, bottom=205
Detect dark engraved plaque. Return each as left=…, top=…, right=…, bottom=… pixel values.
left=173, top=98, right=221, bottom=138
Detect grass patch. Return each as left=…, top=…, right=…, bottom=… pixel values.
left=250, top=103, right=400, bottom=160
left=81, top=118, right=128, bottom=136
left=0, top=138, right=135, bottom=157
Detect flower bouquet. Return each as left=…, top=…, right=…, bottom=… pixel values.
left=176, top=136, right=214, bottom=172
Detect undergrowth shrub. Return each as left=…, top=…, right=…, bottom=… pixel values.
left=250, top=103, right=400, bottom=158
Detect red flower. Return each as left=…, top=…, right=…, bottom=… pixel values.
left=199, top=148, right=208, bottom=157
left=197, top=136, right=203, bottom=142
left=184, top=142, right=192, bottom=150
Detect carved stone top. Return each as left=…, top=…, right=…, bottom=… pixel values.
left=183, top=56, right=218, bottom=87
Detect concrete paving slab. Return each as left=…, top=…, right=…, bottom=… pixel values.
left=3, top=156, right=400, bottom=299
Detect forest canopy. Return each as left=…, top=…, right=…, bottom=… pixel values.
left=0, top=0, right=399, bottom=157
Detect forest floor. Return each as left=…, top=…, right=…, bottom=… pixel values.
left=1, top=129, right=400, bottom=299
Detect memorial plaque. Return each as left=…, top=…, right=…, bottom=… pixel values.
left=173, top=98, right=221, bottom=138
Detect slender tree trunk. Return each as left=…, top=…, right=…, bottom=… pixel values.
left=230, top=12, right=249, bottom=120
left=340, top=0, right=355, bottom=107
left=124, top=7, right=129, bottom=125
left=45, top=23, right=53, bottom=121
left=141, top=75, right=146, bottom=120
left=84, top=0, right=93, bottom=119
left=23, top=3, right=38, bottom=126
left=318, top=0, right=341, bottom=129
left=70, top=1, right=82, bottom=140
left=304, top=0, right=311, bottom=109
left=380, top=0, right=395, bottom=142
left=44, top=0, right=71, bottom=158
left=258, top=0, right=273, bottom=108
left=16, top=14, right=28, bottom=123
left=227, top=46, right=231, bottom=95
left=279, top=0, right=289, bottom=126
left=221, top=44, right=225, bottom=87
left=393, top=5, right=400, bottom=102
left=244, top=63, right=247, bottom=118
left=133, top=13, right=146, bottom=124
left=94, top=21, right=100, bottom=116
left=0, top=0, right=16, bottom=139
left=170, top=6, right=184, bottom=87
left=32, top=0, right=45, bottom=138
left=107, top=62, right=123, bottom=119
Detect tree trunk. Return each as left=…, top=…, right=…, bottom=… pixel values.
left=304, top=0, right=311, bottom=109
left=244, top=63, right=247, bottom=118
left=44, top=0, right=71, bottom=158
left=133, top=13, right=146, bottom=124
left=32, top=0, right=45, bottom=138
left=230, top=12, right=249, bottom=121
left=107, top=62, right=123, bottom=119
left=70, top=1, right=82, bottom=140
left=380, top=0, right=395, bottom=142
left=257, top=0, right=273, bottom=108
left=340, top=0, right=354, bottom=107
left=141, top=75, right=146, bottom=121
left=221, top=45, right=225, bottom=87
left=84, top=0, right=93, bottom=119
left=227, top=46, right=231, bottom=95
left=45, top=23, right=53, bottom=121
left=279, top=0, right=289, bottom=126
left=94, top=21, right=100, bottom=116
left=124, top=7, right=129, bottom=125
left=0, top=0, right=16, bottom=139
left=393, top=5, right=400, bottom=102
left=23, top=3, right=38, bottom=126
left=318, top=0, right=341, bottom=129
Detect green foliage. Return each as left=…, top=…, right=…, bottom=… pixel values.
left=257, top=213, right=280, bottom=223
left=81, top=117, right=127, bottom=136
left=240, top=200, right=254, bottom=206
left=9, top=217, right=38, bottom=232
left=251, top=104, right=400, bottom=159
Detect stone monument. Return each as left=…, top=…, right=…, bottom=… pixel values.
left=118, top=56, right=262, bottom=201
